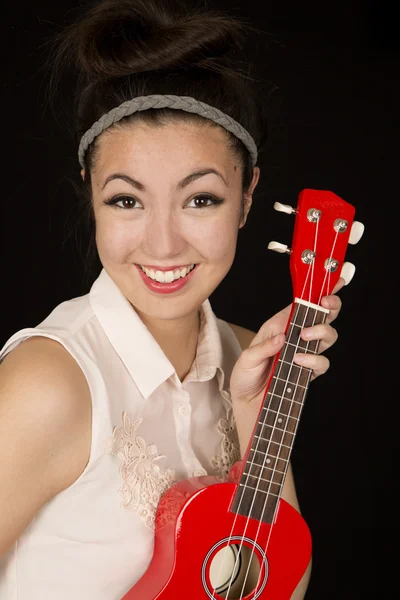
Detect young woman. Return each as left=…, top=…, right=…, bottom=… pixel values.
left=0, top=1, right=343, bottom=598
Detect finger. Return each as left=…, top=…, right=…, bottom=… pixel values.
left=320, top=293, right=342, bottom=324
left=249, top=305, right=292, bottom=346
left=241, top=333, right=285, bottom=370
left=300, top=323, right=338, bottom=352
left=294, top=353, right=330, bottom=379
left=331, top=276, right=346, bottom=294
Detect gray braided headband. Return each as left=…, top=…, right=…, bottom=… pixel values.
left=78, top=94, right=258, bottom=168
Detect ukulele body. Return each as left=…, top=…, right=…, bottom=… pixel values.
left=122, top=474, right=311, bottom=599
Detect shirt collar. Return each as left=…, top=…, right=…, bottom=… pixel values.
left=89, top=268, right=226, bottom=399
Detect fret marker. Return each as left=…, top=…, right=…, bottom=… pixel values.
left=278, top=418, right=283, bottom=423
left=266, top=459, right=271, bottom=464
left=287, top=388, right=292, bottom=393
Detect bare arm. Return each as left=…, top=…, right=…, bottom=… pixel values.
left=0, top=337, right=91, bottom=560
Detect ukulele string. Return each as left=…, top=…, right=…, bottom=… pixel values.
left=238, top=218, right=337, bottom=598
left=318, top=229, right=339, bottom=305
left=237, top=302, right=320, bottom=599
left=213, top=212, right=335, bottom=598
left=227, top=217, right=321, bottom=596
left=221, top=300, right=311, bottom=599
left=212, top=324, right=293, bottom=599
left=209, top=309, right=309, bottom=594
left=301, top=215, right=319, bottom=303
left=220, top=216, right=321, bottom=598
left=234, top=216, right=327, bottom=598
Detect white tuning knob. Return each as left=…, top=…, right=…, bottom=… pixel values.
left=349, top=221, right=365, bottom=245
left=340, top=262, right=356, bottom=285
left=268, top=241, right=290, bottom=254
left=273, top=202, right=295, bottom=215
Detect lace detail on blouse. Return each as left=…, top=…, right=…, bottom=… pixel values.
left=210, top=392, right=241, bottom=480
left=103, top=412, right=176, bottom=530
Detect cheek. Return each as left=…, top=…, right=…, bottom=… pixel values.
left=191, top=214, right=240, bottom=261
left=95, top=217, right=138, bottom=260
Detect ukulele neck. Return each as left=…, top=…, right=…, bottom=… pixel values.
left=230, top=299, right=328, bottom=524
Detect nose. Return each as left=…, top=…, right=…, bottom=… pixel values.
left=142, top=207, right=187, bottom=260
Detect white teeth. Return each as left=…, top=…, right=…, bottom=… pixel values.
left=140, top=264, right=195, bottom=283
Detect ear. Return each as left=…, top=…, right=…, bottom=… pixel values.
left=239, top=166, right=260, bottom=228
left=80, top=168, right=85, bottom=181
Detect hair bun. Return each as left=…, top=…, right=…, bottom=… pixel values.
left=67, top=0, right=247, bottom=79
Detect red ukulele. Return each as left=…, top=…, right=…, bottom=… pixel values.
left=122, top=189, right=364, bottom=599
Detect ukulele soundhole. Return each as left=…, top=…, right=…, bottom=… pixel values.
left=202, top=536, right=268, bottom=599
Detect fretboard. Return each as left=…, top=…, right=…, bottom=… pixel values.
left=231, top=300, right=327, bottom=524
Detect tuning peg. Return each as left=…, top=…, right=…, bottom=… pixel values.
left=273, top=202, right=296, bottom=215
left=340, top=262, right=356, bottom=285
left=268, top=241, right=291, bottom=254
left=349, top=221, right=365, bottom=245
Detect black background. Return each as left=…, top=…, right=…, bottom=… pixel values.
left=1, top=1, right=397, bottom=598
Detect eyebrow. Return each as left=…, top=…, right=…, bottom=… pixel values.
left=101, top=168, right=227, bottom=191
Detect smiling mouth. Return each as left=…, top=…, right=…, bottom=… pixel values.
left=138, top=264, right=197, bottom=283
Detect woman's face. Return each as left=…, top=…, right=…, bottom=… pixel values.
left=88, top=120, right=259, bottom=325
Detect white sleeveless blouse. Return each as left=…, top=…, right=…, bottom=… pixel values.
left=0, top=268, right=242, bottom=599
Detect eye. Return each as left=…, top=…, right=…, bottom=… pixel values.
left=187, top=194, right=225, bottom=209
left=103, top=195, right=142, bottom=209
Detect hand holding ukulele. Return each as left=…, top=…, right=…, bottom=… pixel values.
left=230, top=279, right=344, bottom=457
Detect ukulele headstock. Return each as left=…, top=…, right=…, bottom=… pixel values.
left=269, top=189, right=364, bottom=305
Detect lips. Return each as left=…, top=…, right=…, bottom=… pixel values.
left=135, top=263, right=199, bottom=295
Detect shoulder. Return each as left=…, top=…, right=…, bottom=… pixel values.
left=0, top=337, right=92, bottom=558
left=1, top=335, right=89, bottom=397
left=0, top=336, right=91, bottom=493
left=227, top=323, right=257, bottom=351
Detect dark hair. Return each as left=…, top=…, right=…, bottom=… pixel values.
left=48, top=0, right=269, bottom=288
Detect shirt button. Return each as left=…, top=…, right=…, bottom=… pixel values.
left=179, top=404, right=190, bottom=415
left=193, top=468, right=207, bottom=477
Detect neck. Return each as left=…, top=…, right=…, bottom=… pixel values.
left=136, top=308, right=201, bottom=381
